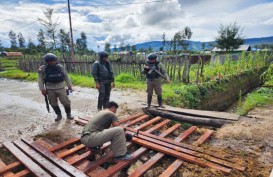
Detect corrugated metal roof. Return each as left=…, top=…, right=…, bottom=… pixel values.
left=212, top=45, right=251, bottom=52
left=3, top=52, right=23, bottom=57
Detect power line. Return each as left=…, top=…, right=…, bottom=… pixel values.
left=13, top=21, right=37, bottom=31
left=89, top=0, right=173, bottom=7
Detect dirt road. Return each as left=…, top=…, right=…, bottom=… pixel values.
left=0, top=78, right=146, bottom=145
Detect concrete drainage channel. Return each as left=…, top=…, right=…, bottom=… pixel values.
left=0, top=112, right=246, bottom=177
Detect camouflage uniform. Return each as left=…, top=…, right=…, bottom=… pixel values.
left=38, top=64, right=73, bottom=119
left=92, top=58, right=114, bottom=110
left=143, top=61, right=169, bottom=107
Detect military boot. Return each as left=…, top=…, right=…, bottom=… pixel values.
left=52, top=106, right=62, bottom=121
left=65, top=106, right=74, bottom=120
left=147, top=95, right=152, bottom=108
left=157, top=96, right=165, bottom=108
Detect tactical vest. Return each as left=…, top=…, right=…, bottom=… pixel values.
left=44, top=65, right=64, bottom=83
left=146, top=63, right=160, bottom=79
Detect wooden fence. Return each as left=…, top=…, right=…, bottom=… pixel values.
left=18, top=51, right=272, bottom=83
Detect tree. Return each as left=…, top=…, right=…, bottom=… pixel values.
left=9, top=30, right=17, bottom=49
left=215, top=22, right=244, bottom=52
left=0, top=39, right=4, bottom=51
left=125, top=44, right=131, bottom=51
left=26, top=38, right=37, bottom=54
left=119, top=42, right=125, bottom=51
left=104, top=42, right=111, bottom=53
left=38, top=8, right=60, bottom=49
left=131, top=45, right=137, bottom=52
left=113, top=45, right=118, bottom=52
left=172, top=26, right=192, bottom=53
left=37, top=29, right=46, bottom=52
left=18, top=32, right=26, bottom=49
left=162, top=32, right=166, bottom=51
left=201, top=42, right=206, bottom=51
left=58, top=29, right=70, bottom=52
left=76, top=32, right=88, bottom=54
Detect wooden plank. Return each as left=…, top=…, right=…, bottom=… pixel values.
left=174, top=126, right=197, bottom=142
left=13, top=140, right=71, bottom=177
left=159, top=128, right=212, bottom=177
left=129, top=124, right=182, bottom=177
left=158, top=160, right=183, bottom=177
left=0, top=161, right=21, bottom=175
left=0, top=159, right=15, bottom=177
left=125, top=126, right=225, bottom=159
left=145, top=119, right=170, bottom=134
left=3, top=141, right=51, bottom=177
left=75, top=119, right=89, bottom=125
left=101, top=124, right=181, bottom=176
left=100, top=147, right=147, bottom=177
left=21, top=138, right=89, bottom=177
left=48, top=136, right=80, bottom=152
left=123, top=115, right=150, bottom=127
left=157, top=107, right=240, bottom=121
left=67, top=142, right=111, bottom=166
left=159, top=123, right=181, bottom=137
left=126, top=129, right=245, bottom=171
left=135, top=116, right=161, bottom=130
left=131, top=137, right=231, bottom=173
left=57, top=144, right=86, bottom=159
left=193, top=130, right=213, bottom=146
left=119, top=113, right=144, bottom=124
left=12, top=170, right=30, bottom=177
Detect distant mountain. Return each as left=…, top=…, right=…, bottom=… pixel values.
left=130, top=36, right=273, bottom=51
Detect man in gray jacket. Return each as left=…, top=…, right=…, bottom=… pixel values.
left=38, top=53, right=73, bottom=121
left=92, top=51, right=115, bottom=110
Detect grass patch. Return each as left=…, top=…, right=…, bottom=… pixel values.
left=236, top=87, right=273, bottom=115
left=0, top=59, right=19, bottom=70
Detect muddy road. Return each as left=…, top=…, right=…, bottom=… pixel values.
left=0, top=78, right=146, bottom=145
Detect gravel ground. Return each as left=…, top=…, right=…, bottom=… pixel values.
left=0, top=78, right=146, bottom=146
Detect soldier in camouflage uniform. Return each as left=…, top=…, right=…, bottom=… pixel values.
left=143, top=53, right=170, bottom=108
left=92, top=51, right=115, bottom=110
left=38, top=53, right=74, bottom=121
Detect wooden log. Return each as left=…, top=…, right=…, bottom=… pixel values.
left=146, top=108, right=229, bottom=127
left=156, top=107, right=240, bottom=121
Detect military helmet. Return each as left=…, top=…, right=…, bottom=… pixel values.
left=99, top=51, right=109, bottom=59
left=148, top=53, right=157, bottom=60
left=43, top=53, right=58, bottom=62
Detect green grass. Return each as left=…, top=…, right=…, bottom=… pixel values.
left=0, top=59, right=19, bottom=70
left=236, top=87, right=273, bottom=115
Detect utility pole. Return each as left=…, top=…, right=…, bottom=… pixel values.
left=67, top=0, right=75, bottom=63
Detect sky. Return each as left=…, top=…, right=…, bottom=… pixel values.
left=0, top=0, right=273, bottom=51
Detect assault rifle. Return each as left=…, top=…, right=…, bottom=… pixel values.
left=146, top=64, right=165, bottom=78
left=44, top=94, right=50, bottom=113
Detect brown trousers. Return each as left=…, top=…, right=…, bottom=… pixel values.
left=47, top=88, right=71, bottom=107
left=146, top=78, right=162, bottom=96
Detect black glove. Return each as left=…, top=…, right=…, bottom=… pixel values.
left=125, top=133, right=133, bottom=141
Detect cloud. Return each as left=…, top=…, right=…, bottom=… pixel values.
left=0, top=0, right=272, bottom=50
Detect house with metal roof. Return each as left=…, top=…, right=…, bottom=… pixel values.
left=212, top=45, right=251, bottom=53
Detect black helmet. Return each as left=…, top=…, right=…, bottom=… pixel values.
left=148, top=53, right=157, bottom=60
left=99, top=51, right=109, bottom=59
left=43, top=53, right=57, bottom=62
